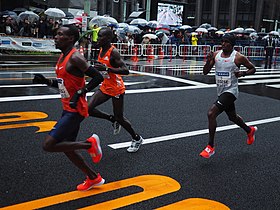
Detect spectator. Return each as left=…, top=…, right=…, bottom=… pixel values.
left=46, top=18, right=54, bottom=38
left=264, top=32, right=276, bottom=69
left=19, top=18, right=32, bottom=37
left=37, top=16, right=47, bottom=38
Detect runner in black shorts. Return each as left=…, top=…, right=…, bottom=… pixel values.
left=200, top=34, right=257, bottom=158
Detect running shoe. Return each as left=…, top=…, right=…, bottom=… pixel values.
left=112, top=121, right=121, bottom=135
left=77, top=173, right=105, bottom=191
left=247, top=126, right=257, bottom=145
left=127, top=136, right=143, bottom=153
left=200, top=145, right=215, bottom=158
left=87, top=134, right=102, bottom=163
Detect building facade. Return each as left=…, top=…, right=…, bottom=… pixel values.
left=0, top=0, right=279, bottom=32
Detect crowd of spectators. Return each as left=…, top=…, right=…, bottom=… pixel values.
left=0, top=12, right=279, bottom=49
left=0, top=15, right=60, bottom=38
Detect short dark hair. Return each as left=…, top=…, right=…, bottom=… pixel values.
left=99, top=27, right=113, bottom=41
left=62, top=24, right=80, bottom=44
left=221, top=33, right=236, bottom=46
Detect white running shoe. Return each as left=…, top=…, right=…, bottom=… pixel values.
left=127, top=136, right=143, bottom=153
left=112, top=121, right=121, bottom=135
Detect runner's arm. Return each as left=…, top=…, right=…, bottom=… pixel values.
left=234, top=53, right=256, bottom=77
left=203, top=51, right=216, bottom=75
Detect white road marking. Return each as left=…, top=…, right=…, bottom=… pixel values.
left=108, top=116, right=280, bottom=149
left=266, top=84, right=280, bottom=88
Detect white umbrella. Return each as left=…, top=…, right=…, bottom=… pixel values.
left=233, top=27, right=244, bottom=33
left=180, top=25, right=192, bottom=30
left=215, top=30, right=225, bottom=35
left=143, top=33, right=157, bottom=39
left=44, top=8, right=66, bottom=18
left=269, top=31, right=279, bottom=36
left=208, top=27, right=218, bottom=31
left=191, top=32, right=198, bottom=36
left=130, top=18, right=148, bottom=26
left=118, top=22, right=129, bottom=29
left=244, top=28, right=256, bottom=33
left=89, top=15, right=118, bottom=27
left=146, top=20, right=159, bottom=28
left=126, top=25, right=142, bottom=34
left=195, top=27, right=208, bottom=33
left=18, top=11, right=39, bottom=23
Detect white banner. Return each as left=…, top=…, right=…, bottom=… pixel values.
left=0, top=35, right=61, bottom=52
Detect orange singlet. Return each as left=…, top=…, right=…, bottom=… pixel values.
left=55, top=48, right=88, bottom=117
left=98, top=46, right=125, bottom=97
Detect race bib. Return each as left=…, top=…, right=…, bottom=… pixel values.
left=216, top=71, right=231, bottom=87
left=57, top=78, right=70, bottom=98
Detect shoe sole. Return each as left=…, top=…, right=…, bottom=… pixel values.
left=127, top=138, right=143, bottom=153
left=79, top=178, right=105, bottom=191
left=200, top=151, right=215, bottom=158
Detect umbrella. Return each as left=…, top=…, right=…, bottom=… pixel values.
left=191, top=32, right=198, bottom=36
left=195, top=27, right=208, bottom=33
left=269, top=31, right=279, bottom=37
left=44, top=8, right=66, bottom=18
left=118, top=22, right=129, bottom=29
left=146, top=20, right=159, bottom=29
left=62, top=18, right=81, bottom=25
left=232, top=27, right=244, bottom=33
left=64, top=11, right=74, bottom=19
left=13, top=8, right=27, bottom=13
left=33, top=8, right=44, bottom=14
left=215, top=30, right=225, bottom=35
left=208, top=27, right=218, bottom=31
left=199, top=23, right=211, bottom=29
left=244, top=28, right=256, bottom=34
left=179, top=25, right=192, bottom=30
left=130, top=18, right=148, bottom=26
left=126, top=25, right=142, bottom=34
left=18, top=11, right=39, bottom=23
left=0, top=10, right=17, bottom=18
left=89, top=15, right=118, bottom=27
left=157, top=24, right=171, bottom=30
left=143, top=33, right=157, bottom=39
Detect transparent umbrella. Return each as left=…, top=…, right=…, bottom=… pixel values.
left=130, top=18, right=148, bottom=26
left=44, top=8, right=66, bottom=18
left=146, top=20, right=159, bottom=28
left=18, top=11, right=39, bottom=23
left=143, top=33, right=157, bottom=39
left=89, top=15, right=118, bottom=27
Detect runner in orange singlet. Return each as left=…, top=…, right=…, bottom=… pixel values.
left=88, top=27, right=143, bottom=153
left=33, top=25, right=105, bottom=191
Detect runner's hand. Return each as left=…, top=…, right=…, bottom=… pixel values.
left=69, top=89, right=85, bottom=109
left=33, top=74, right=50, bottom=85
left=94, top=63, right=107, bottom=72
left=206, top=51, right=214, bottom=62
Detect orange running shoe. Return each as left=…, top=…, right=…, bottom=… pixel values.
left=247, top=126, right=257, bottom=145
left=200, top=145, right=215, bottom=158
left=77, top=173, right=105, bottom=191
left=87, top=134, right=102, bottom=163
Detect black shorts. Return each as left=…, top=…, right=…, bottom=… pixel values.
left=49, top=110, right=84, bottom=142
left=214, top=92, right=236, bottom=112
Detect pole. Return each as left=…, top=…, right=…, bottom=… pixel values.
left=123, top=0, right=127, bottom=22
left=275, top=20, right=278, bottom=32
left=146, top=0, right=151, bottom=21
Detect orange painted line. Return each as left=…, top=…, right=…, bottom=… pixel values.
left=0, top=112, right=48, bottom=123
left=0, top=175, right=180, bottom=210
left=0, top=121, right=56, bottom=133
left=155, top=198, right=230, bottom=210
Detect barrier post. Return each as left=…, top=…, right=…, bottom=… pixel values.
left=158, top=46, right=164, bottom=59
left=131, top=46, right=139, bottom=62
left=274, top=48, right=278, bottom=67
left=147, top=45, right=154, bottom=62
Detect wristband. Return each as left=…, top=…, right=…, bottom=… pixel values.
left=242, top=71, right=246, bottom=77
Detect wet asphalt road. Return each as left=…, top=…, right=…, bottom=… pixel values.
left=0, top=58, right=280, bottom=209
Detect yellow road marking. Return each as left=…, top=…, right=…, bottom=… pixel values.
left=0, top=175, right=180, bottom=210
left=155, top=198, right=230, bottom=210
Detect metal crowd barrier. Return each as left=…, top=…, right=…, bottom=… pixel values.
left=81, top=43, right=279, bottom=63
